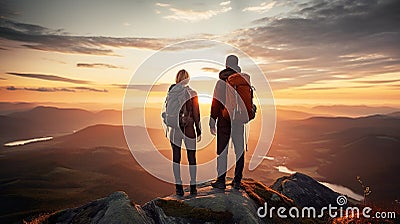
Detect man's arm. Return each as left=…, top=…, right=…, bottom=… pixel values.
left=209, top=80, right=224, bottom=132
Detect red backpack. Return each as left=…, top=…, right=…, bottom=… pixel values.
left=222, top=73, right=256, bottom=123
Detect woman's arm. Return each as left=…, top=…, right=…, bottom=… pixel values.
left=192, top=94, right=201, bottom=136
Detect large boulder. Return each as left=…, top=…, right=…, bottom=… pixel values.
left=271, top=172, right=341, bottom=209
left=143, top=184, right=261, bottom=224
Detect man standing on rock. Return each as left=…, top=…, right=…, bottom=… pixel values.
left=209, top=55, right=246, bottom=190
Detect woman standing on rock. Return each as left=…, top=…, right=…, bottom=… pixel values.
left=162, top=69, right=201, bottom=196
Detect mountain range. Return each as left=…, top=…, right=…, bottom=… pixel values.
left=1, top=105, right=399, bottom=223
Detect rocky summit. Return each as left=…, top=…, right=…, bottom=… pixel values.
left=30, top=173, right=371, bottom=224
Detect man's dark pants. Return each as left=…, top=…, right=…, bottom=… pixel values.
left=216, top=118, right=244, bottom=183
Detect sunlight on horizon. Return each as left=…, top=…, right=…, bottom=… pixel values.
left=198, top=94, right=213, bottom=104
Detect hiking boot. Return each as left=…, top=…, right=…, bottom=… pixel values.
left=231, top=181, right=241, bottom=190
left=211, top=180, right=226, bottom=189
left=190, top=185, right=197, bottom=195
left=176, top=184, right=184, bottom=196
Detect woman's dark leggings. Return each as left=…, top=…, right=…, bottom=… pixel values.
left=170, top=128, right=197, bottom=185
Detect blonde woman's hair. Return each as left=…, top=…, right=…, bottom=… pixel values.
left=176, top=69, right=190, bottom=84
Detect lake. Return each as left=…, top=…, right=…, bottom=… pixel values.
left=4, top=136, right=53, bottom=147
left=266, top=156, right=364, bottom=201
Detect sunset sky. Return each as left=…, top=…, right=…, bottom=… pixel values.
left=0, top=0, right=399, bottom=110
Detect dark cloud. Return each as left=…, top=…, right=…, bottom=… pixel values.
left=6, top=86, right=75, bottom=92
left=0, top=18, right=218, bottom=55
left=229, top=0, right=400, bottom=89
left=4, top=86, right=108, bottom=93
left=114, top=83, right=171, bottom=91
left=77, top=63, right=125, bottom=69
left=73, top=87, right=108, bottom=92
left=201, top=67, right=220, bottom=73
left=0, top=19, right=178, bottom=55
left=21, top=44, right=113, bottom=55
left=0, top=18, right=59, bottom=35
left=27, top=87, right=75, bottom=92
left=6, top=72, right=90, bottom=84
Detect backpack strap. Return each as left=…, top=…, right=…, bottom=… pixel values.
left=185, top=88, right=190, bottom=114
left=233, top=85, right=237, bottom=120
left=163, top=90, right=169, bottom=138
left=244, top=124, right=248, bottom=151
